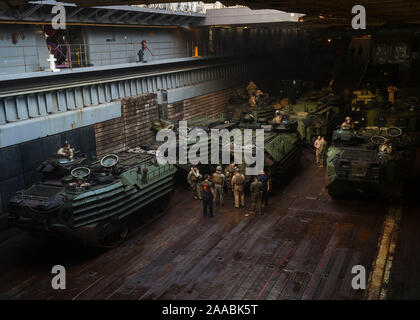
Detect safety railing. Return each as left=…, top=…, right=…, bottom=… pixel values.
left=0, top=38, right=262, bottom=75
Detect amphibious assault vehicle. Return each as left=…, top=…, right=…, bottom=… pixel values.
left=146, top=116, right=234, bottom=173
left=8, top=151, right=177, bottom=247
left=226, top=102, right=302, bottom=185
left=326, top=125, right=415, bottom=198
left=147, top=108, right=302, bottom=186
left=350, top=89, right=420, bottom=144
left=251, top=122, right=302, bottom=183
left=288, top=89, right=343, bottom=144
left=226, top=91, right=275, bottom=126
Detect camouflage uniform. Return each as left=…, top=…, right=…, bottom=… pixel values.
left=213, top=169, right=225, bottom=205
left=247, top=81, right=258, bottom=97
left=387, top=85, right=398, bottom=105
left=250, top=179, right=263, bottom=215
left=57, top=146, right=74, bottom=160
left=314, top=138, right=321, bottom=163
left=341, top=116, right=354, bottom=130
left=249, top=95, right=257, bottom=107
left=318, top=139, right=328, bottom=167
left=273, top=110, right=283, bottom=124
left=231, top=171, right=245, bottom=208
left=224, top=164, right=236, bottom=195
left=187, top=168, right=202, bottom=200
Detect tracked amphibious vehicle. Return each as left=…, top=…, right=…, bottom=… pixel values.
left=326, top=125, right=415, bottom=199
left=288, top=89, right=343, bottom=144
left=350, top=89, right=420, bottom=145
left=147, top=101, right=302, bottom=184
left=225, top=93, right=302, bottom=183
left=8, top=152, right=177, bottom=247
left=226, top=91, right=275, bottom=127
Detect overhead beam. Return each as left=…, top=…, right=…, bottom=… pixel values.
left=96, top=9, right=116, bottom=21
left=127, top=12, right=145, bottom=23
left=67, top=7, right=84, bottom=19
left=112, top=10, right=131, bottom=23
left=140, top=13, right=156, bottom=23
left=17, top=3, right=43, bottom=19
left=149, top=14, right=169, bottom=24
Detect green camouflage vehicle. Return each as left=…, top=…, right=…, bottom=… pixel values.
left=288, top=90, right=343, bottom=144
left=226, top=92, right=275, bottom=127
left=259, top=124, right=302, bottom=182
left=148, top=108, right=302, bottom=189
left=224, top=90, right=302, bottom=180
left=350, top=90, right=420, bottom=144
left=226, top=107, right=302, bottom=189
left=147, top=116, right=234, bottom=173
left=8, top=151, right=177, bottom=247
left=147, top=87, right=302, bottom=187
left=326, top=125, right=415, bottom=198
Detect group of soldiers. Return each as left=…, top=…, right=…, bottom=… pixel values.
left=187, top=163, right=270, bottom=218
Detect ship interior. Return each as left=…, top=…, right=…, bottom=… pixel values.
left=0, top=0, right=420, bottom=302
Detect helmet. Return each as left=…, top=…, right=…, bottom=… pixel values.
left=345, top=116, right=352, bottom=121
left=216, top=166, right=222, bottom=173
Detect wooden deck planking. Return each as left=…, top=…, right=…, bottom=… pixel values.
left=0, top=149, right=397, bottom=300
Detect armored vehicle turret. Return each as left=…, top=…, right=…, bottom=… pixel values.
left=326, top=124, right=415, bottom=198
left=8, top=151, right=177, bottom=247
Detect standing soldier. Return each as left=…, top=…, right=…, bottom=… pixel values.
left=248, top=176, right=263, bottom=216
left=213, top=166, right=225, bottom=206
left=187, top=166, right=202, bottom=200
left=231, top=168, right=245, bottom=208
left=201, top=175, right=215, bottom=218
left=258, top=170, right=270, bottom=207
left=387, top=84, right=398, bottom=105
left=247, top=81, right=258, bottom=97
left=224, top=161, right=236, bottom=195
left=318, top=136, right=328, bottom=168
left=314, top=136, right=321, bottom=164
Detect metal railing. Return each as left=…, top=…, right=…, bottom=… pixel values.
left=0, top=38, right=260, bottom=74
